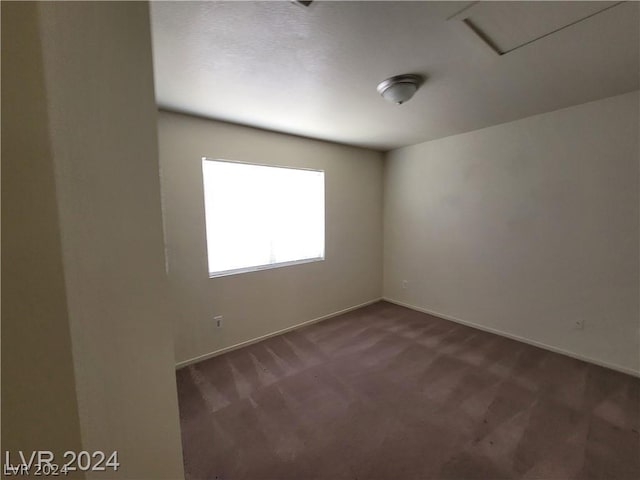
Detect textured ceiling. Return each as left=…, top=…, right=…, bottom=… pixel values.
left=151, top=1, right=639, bottom=151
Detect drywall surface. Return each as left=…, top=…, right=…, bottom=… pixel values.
left=158, top=111, right=383, bottom=364
left=36, top=2, right=184, bottom=478
left=1, top=2, right=84, bottom=467
left=384, top=91, right=640, bottom=374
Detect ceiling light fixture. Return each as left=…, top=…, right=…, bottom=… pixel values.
left=376, top=74, right=424, bottom=105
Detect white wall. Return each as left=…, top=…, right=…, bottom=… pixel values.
left=384, top=91, right=640, bottom=375
left=158, top=111, right=384, bottom=365
left=31, top=3, right=184, bottom=477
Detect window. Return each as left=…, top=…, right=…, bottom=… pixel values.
left=202, top=158, right=325, bottom=277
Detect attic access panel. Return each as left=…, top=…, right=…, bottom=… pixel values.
left=454, top=1, right=623, bottom=55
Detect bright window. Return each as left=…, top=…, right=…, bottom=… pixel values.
left=202, top=158, right=325, bottom=277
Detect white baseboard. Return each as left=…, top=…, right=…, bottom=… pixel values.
left=382, top=297, right=640, bottom=378
left=175, top=298, right=383, bottom=369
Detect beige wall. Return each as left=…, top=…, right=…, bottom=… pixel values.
left=158, top=111, right=384, bottom=365
left=3, top=2, right=184, bottom=478
left=384, top=91, right=640, bottom=375
left=1, top=2, right=84, bottom=467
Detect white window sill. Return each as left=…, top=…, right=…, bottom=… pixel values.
left=208, top=256, right=325, bottom=278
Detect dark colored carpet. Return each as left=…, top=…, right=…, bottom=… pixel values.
left=176, top=301, right=640, bottom=480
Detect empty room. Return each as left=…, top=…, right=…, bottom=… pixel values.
left=3, top=1, right=639, bottom=480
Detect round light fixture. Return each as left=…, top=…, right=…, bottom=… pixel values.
left=376, top=74, right=423, bottom=105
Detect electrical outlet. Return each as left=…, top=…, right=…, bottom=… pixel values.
left=574, top=319, right=584, bottom=330
left=214, top=315, right=223, bottom=328
left=402, top=280, right=409, bottom=290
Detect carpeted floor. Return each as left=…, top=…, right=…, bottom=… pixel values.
left=176, top=301, right=640, bottom=480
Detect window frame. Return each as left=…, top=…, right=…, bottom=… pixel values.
left=201, top=157, right=326, bottom=278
